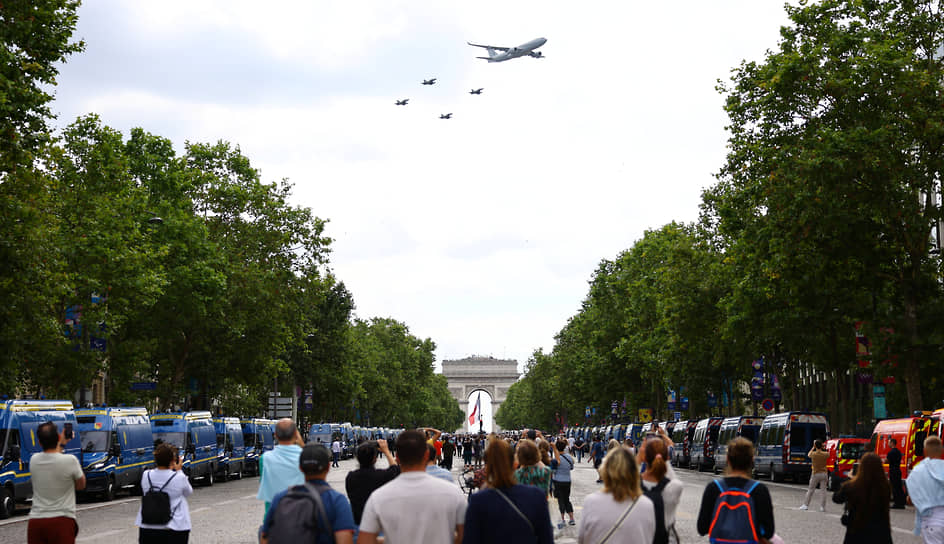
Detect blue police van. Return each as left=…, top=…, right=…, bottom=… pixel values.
left=212, top=416, right=246, bottom=481
left=755, top=411, right=830, bottom=483
left=241, top=418, right=275, bottom=476
left=150, top=411, right=217, bottom=485
left=75, top=407, right=154, bottom=501
left=0, top=400, right=82, bottom=518
left=308, top=423, right=333, bottom=445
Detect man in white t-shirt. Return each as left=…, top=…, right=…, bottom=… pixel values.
left=28, top=421, right=86, bottom=544
left=331, top=438, right=343, bottom=468
left=358, top=430, right=466, bottom=544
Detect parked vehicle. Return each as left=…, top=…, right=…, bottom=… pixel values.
left=151, top=411, right=217, bottom=485
left=241, top=418, right=275, bottom=476
left=755, top=411, right=830, bottom=483
left=690, top=417, right=724, bottom=472
left=0, top=400, right=82, bottom=518
left=308, top=423, right=333, bottom=445
left=670, top=420, right=698, bottom=468
left=75, top=407, right=154, bottom=500
left=869, top=415, right=934, bottom=479
left=212, top=417, right=246, bottom=481
left=825, top=437, right=868, bottom=489
left=625, top=423, right=644, bottom=445
left=658, top=421, right=676, bottom=437
left=713, top=416, right=763, bottom=474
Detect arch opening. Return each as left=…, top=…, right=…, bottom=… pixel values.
left=466, top=389, right=493, bottom=433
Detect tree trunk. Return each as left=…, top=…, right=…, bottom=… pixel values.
left=903, top=297, right=924, bottom=413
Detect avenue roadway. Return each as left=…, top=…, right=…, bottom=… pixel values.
left=0, top=455, right=924, bottom=543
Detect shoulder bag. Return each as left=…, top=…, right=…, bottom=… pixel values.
left=596, top=496, right=639, bottom=544
left=495, top=489, right=536, bottom=536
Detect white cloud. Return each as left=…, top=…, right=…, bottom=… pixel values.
left=53, top=0, right=798, bottom=373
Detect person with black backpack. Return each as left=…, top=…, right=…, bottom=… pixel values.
left=259, top=443, right=356, bottom=544
left=639, top=437, right=683, bottom=544
left=697, top=437, right=776, bottom=544
left=136, top=443, right=193, bottom=543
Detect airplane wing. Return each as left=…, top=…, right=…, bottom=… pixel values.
left=467, top=42, right=509, bottom=52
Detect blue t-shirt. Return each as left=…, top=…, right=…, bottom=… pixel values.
left=590, top=442, right=604, bottom=461
left=260, top=479, right=356, bottom=544
left=549, top=453, right=575, bottom=482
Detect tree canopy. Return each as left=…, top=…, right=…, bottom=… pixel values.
left=0, top=0, right=462, bottom=430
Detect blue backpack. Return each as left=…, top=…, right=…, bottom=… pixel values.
left=708, top=479, right=760, bottom=544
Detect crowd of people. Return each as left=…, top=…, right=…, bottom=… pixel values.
left=22, top=418, right=944, bottom=544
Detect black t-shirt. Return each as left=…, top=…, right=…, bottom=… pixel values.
left=696, top=477, right=775, bottom=539
left=443, top=442, right=456, bottom=458
left=344, top=464, right=400, bottom=524
left=886, top=448, right=902, bottom=476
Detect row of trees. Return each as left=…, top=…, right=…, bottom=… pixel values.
left=1, top=0, right=463, bottom=431
left=497, top=0, right=944, bottom=434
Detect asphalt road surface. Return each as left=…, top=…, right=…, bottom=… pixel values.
left=0, top=455, right=924, bottom=543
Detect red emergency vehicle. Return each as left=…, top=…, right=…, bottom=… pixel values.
left=824, top=437, right=868, bottom=489
left=870, top=415, right=934, bottom=478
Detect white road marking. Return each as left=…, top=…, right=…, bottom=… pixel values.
left=0, top=498, right=139, bottom=526
left=77, top=528, right=127, bottom=542
left=191, top=507, right=210, bottom=514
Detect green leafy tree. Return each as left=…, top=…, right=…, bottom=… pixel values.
left=0, top=0, right=84, bottom=392
left=708, top=0, right=944, bottom=413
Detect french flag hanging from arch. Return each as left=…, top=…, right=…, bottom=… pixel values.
left=469, top=392, right=482, bottom=426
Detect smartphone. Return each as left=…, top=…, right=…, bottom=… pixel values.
left=63, top=422, right=74, bottom=441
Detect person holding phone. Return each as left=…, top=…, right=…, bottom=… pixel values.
left=136, top=443, right=193, bottom=543
left=28, top=421, right=86, bottom=544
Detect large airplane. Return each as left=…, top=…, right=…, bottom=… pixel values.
left=422, top=78, right=437, bottom=85
left=469, top=88, right=484, bottom=95
left=467, top=37, right=546, bottom=62
left=395, top=99, right=409, bottom=105
left=440, top=113, right=453, bottom=119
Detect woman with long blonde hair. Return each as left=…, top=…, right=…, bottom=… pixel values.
left=578, top=447, right=655, bottom=544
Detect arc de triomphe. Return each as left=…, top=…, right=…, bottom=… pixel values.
left=441, top=356, right=519, bottom=432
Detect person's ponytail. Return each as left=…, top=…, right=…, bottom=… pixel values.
left=643, top=438, right=668, bottom=481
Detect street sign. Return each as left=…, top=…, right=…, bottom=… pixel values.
left=130, top=382, right=157, bottom=391
left=873, top=384, right=887, bottom=419
left=762, top=398, right=774, bottom=411
left=673, top=411, right=681, bottom=421
left=638, top=408, right=652, bottom=423
left=268, top=394, right=296, bottom=419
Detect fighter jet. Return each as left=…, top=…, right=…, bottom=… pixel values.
left=469, top=88, right=484, bottom=95
left=395, top=99, right=409, bottom=106
left=468, top=37, right=546, bottom=62
left=422, top=78, right=437, bottom=85
left=440, top=113, right=453, bottom=119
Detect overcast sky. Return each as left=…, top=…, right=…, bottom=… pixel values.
left=50, top=2, right=798, bottom=400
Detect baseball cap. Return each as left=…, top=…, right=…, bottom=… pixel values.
left=299, top=443, right=331, bottom=473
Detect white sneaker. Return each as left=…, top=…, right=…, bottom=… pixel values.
left=798, top=505, right=808, bottom=510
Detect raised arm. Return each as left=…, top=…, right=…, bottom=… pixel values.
left=377, top=439, right=396, bottom=466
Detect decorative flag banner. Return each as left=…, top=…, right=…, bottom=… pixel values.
left=469, top=392, right=482, bottom=425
